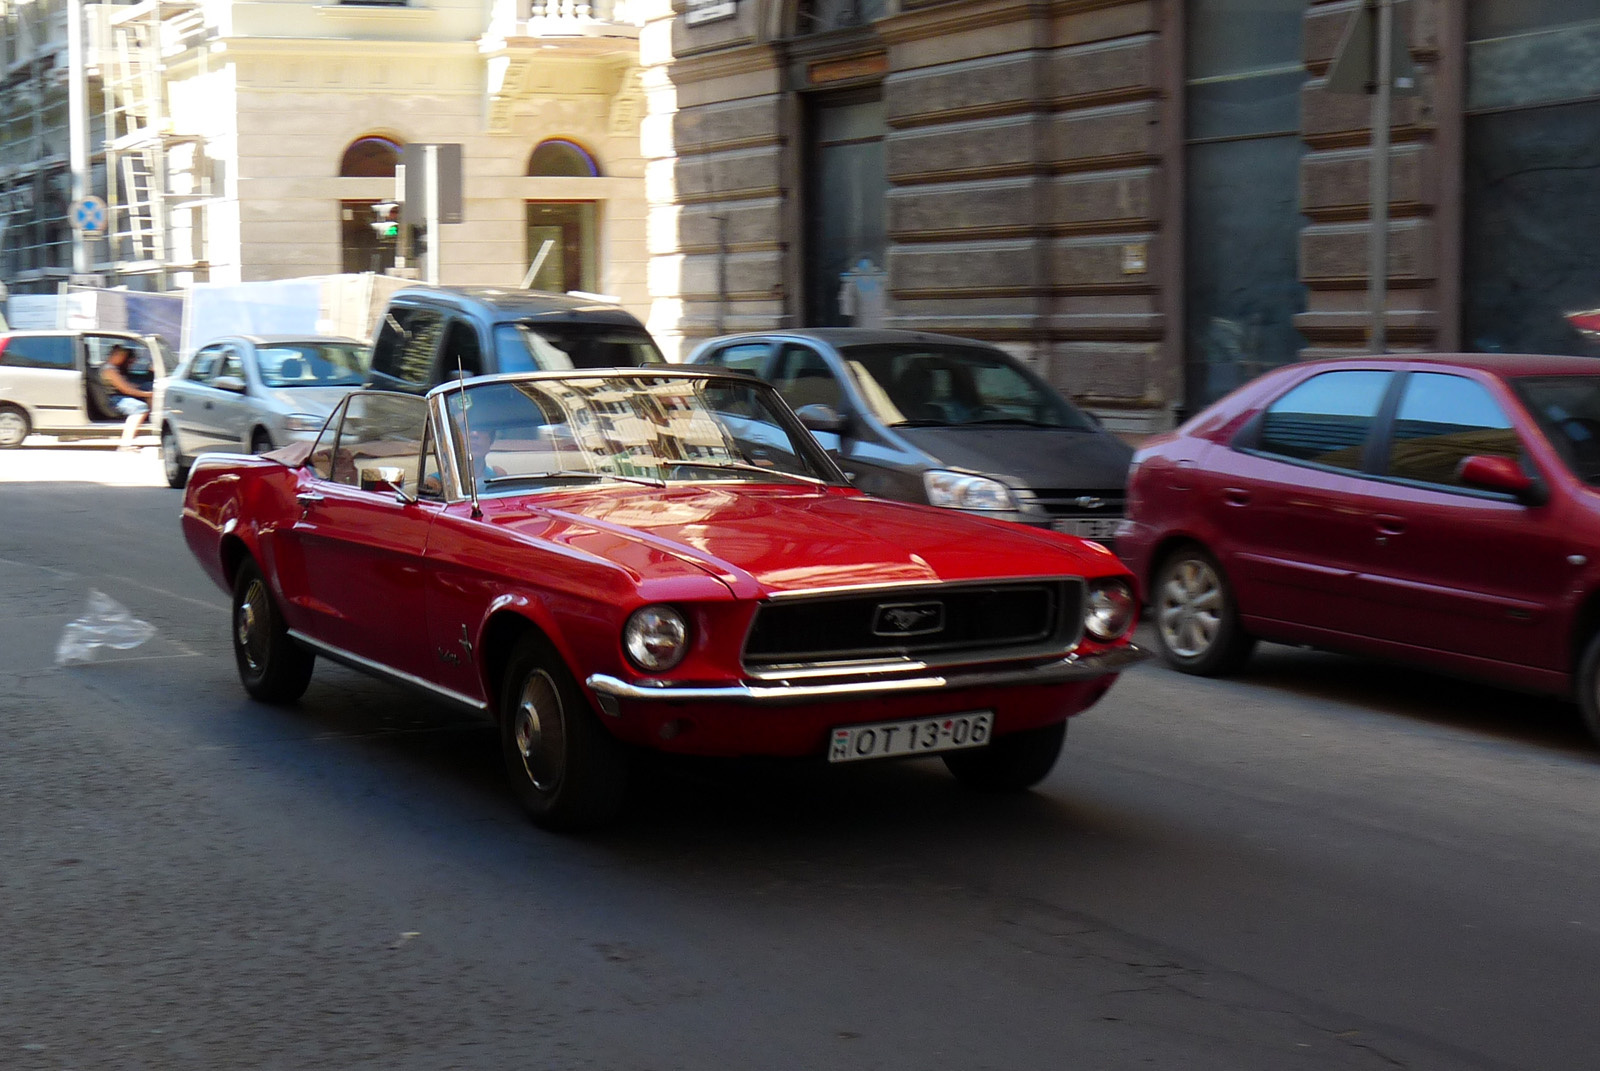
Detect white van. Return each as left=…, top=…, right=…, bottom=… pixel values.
left=0, top=330, right=172, bottom=447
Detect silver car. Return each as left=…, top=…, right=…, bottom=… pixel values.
left=159, top=335, right=367, bottom=487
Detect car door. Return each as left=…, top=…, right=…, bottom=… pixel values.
left=205, top=345, right=256, bottom=449
left=163, top=345, right=225, bottom=454
left=285, top=391, right=440, bottom=669
left=1349, top=370, right=1568, bottom=670
left=1203, top=368, right=1397, bottom=639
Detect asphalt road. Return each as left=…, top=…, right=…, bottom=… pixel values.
left=4, top=446, right=1599, bottom=1070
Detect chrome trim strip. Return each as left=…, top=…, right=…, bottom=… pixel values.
left=586, top=644, right=1147, bottom=705
left=761, top=574, right=1081, bottom=601
left=288, top=630, right=488, bottom=713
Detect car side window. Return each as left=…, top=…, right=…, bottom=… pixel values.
left=308, top=401, right=344, bottom=480
left=772, top=344, right=844, bottom=412
left=1385, top=372, right=1521, bottom=488
left=371, top=306, right=445, bottom=387
left=188, top=345, right=225, bottom=382
left=1, top=335, right=74, bottom=369
left=1256, top=370, right=1393, bottom=472
left=703, top=342, right=773, bottom=377
left=330, top=393, right=429, bottom=492
left=440, top=317, right=484, bottom=379
left=217, top=348, right=244, bottom=382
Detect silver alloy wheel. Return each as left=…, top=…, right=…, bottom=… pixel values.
left=513, top=669, right=566, bottom=793
left=0, top=408, right=27, bottom=447
left=162, top=428, right=182, bottom=483
left=1158, top=556, right=1224, bottom=659
left=236, top=577, right=269, bottom=674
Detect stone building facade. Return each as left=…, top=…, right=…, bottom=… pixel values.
left=642, top=0, right=1600, bottom=430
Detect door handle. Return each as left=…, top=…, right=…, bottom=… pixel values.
left=203, top=401, right=213, bottom=410
left=296, top=492, right=325, bottom=507
left=1375, top=514, right=1406, bottom=536
left=1222, top=487, right=1252, bottom=506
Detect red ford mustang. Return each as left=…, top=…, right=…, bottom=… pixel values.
left=182, top=369, right=1144, bottom=828
left=1118, top=353, right=1600, bottom=744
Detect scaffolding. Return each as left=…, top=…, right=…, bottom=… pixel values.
left=0, top=0, right=78, bottom=289
left=91, top=0, right=209, bottom=286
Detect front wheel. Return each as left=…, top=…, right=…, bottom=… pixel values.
left=1575, top=632, right=1600, bottom=747
left=942, top=721, right=1066, bottom=791
left=232, top=558, right=314, bottom=703
left=250, top=429, right=274, bottom=454
left=500, top=635, right=630, bottom=831
left=1152, top=545, right=1255, bottom=675
left=161, top=424, right=190, bottom=488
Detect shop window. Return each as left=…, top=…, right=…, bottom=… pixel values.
left=525, top=201, right=597, bottom=293
left=797, top=0, right=888, bottom=33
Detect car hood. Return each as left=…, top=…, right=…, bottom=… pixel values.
left=490, top=485, right=1122, bottom=599
left=263, top=386, right=356, bottom=415
left=894, top=426, right=1133, bottom=490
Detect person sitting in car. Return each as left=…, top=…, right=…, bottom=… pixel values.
left=101, top=344, right=154, bottom=451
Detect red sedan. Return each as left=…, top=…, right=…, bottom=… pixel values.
left=182, top=369, right=1143, bottom=829
left=1118, top=353, right=1600, bottom=744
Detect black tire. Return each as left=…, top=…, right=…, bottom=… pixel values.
left=231, top=558, right=315, bottom=703
left=160, top=423, right=190, bottom=488
left=1151, top=544, right=1256, bottom=675
left=0, top=403, right=30, bottom=448
left=500, top=634, right=630, bottom=831
left=942, top=720, right=1067, bottom=791
left=250, top=429, right=274, bottom=454
left=1576, top=632, right=1600, bottom=747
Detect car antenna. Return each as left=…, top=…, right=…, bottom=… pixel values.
left=456, top=359, right=482, bottom=519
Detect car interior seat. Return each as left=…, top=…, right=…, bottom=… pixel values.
left=892, top=362, right=945, bottom=423
left=84, top=357, right=121, bottom=422
left=276, top=356, right=306, bottom=381
left=782, top=367, right=843, bottom=411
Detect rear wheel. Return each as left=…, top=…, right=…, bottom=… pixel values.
left=231, top=558, right=315, bottom=703
left=160, top=423, right=190, bottom=488
left=0, top=404, right=30, bottom=448
left=500, top=634, right=629, bottom=831
left=942, top=721, right=1066, bottom=791
left=1152, top=545, right=1255, bottom=675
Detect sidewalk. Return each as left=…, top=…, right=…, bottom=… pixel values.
left=0, top=441, right=166, bottom=487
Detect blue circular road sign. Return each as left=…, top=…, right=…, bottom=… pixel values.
left=72, top=196, right=107, bottom=236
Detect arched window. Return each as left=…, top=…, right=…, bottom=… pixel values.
left=527, top=139, right=600, bottom=178
left=339, top=136, right=402, bottom=178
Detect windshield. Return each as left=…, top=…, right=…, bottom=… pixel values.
left=493, top=322, right=664, bottom=373
left=1512, top=374, right=1600, bottom=484
left=839, top=343, right=1095, bottom=429
left=444, top=373, right=843, bottom=495
left=257, top=343, right=368, bottom=388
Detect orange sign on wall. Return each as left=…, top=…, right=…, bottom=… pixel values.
left=808, top=53, right=889, bottom=85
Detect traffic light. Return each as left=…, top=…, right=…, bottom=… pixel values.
left=370, top=201, right=400, bottom=240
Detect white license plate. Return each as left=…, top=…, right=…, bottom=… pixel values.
left=829, top=712, right=993, bottom=764
left=1054, top=517, right=1121, bottom=539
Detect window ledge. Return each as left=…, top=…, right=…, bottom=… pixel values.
left=314, top=4, right=434, bottom=21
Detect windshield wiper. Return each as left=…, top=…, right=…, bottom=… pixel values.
left=967, top=417, right=1058, bottom=428
left=674, top=462, right=825, bottom=485
left=485, top=470, right=667, bottom=488
left=888, top=419, right=950, bottom=428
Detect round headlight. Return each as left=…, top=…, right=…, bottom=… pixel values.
left=1084, top=579, right=1136, bottom=642
left=623, top=605, right=689, bottom=671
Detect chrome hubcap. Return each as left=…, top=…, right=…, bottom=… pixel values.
left=0, top=411, right=26, bottom=447
left=1159, top=558, right=1223, bottom=659
left=512, top=669, right=565, bottom=793
left=236, top=578, right=269, bottom=673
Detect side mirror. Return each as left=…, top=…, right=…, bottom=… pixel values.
left=359, top=465, right=407, bottom=496
left=795, top=403, right=848, bottom=435
left=212, top=375, right=246, bottom=393
left=1459, top=454, right=1546, bottom=504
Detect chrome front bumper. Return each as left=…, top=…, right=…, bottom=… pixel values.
left=586, top=644, right=1147, bottom=705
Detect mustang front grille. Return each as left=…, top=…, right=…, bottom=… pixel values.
left=742, top=580, right=1083, bottom=673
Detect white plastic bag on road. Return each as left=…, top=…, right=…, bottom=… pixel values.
left=55, top=590, right=156, bottom=665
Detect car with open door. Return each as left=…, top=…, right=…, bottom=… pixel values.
left=181, top=368, right=1144, bottom=830
left=0, top=329, right=170, bottom=447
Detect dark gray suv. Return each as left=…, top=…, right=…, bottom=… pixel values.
left=366, top=286, right=664, bottom=393
left=686, top=329, right=1133, bottom=539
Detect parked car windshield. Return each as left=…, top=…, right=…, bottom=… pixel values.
left=1512, top=374, right=1600, bottom=484
left=493, top=323, right=664, bottom=373
left=257, top=342, right=368, bottom=388
left=839, top=342, right=1095, bottom=430
left=444, top=373, right=842, bottom=494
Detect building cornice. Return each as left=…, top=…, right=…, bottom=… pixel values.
left=668, top=40, right=778, bottom=85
